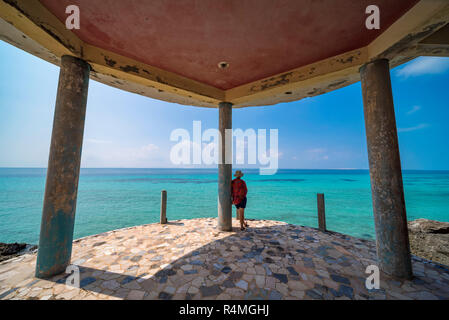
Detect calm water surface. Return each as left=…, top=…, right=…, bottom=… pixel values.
left=0, top=168, right=448, bottom=243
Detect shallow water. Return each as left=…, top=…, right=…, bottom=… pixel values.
left=0, top=168, right=448, bottom=243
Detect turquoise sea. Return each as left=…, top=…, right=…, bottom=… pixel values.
left=0, top=168, right=448, bottom=244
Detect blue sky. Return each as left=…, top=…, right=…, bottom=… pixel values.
left=1, top=41, right=449, bottom=170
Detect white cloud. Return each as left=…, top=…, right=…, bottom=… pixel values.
left=85, top=138, right=112, bottom=144
left=131, top=144, right=160, bottom=159
left=81, top=142, right=162, bottom=167
left=302, top=148, right=329, bottom=161
left=398, top=123, right=429, bottom=133
left=307, top=148, right=326, bottom=154
left=406, top=105, right=421, bottom=115
left=305, top=148, right=329, bottom=161
left=395, top=57, right=449, bottom=78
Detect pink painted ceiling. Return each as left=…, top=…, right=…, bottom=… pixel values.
left=40, top=0, right=419, bottom=90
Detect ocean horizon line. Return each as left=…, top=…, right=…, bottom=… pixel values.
left=1, top=167, right=449, bottom=172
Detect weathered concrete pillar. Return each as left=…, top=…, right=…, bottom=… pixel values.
left=160, top=190, right=167, bottom=224
left=218, top=102, right=232, bottom=231
left=360, top=59, right=412, bottom=280
left=35, top=55, right=90, bottom=278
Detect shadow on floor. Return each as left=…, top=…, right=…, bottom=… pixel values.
left=40, top=220, right=449, bottom=300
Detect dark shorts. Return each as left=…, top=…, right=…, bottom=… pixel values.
left=235, top=197, right=247, bottom=209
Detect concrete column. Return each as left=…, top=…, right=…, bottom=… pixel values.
left=360, top=59, right=412, bottom=279
left=35, top=55, right=90, bottom=278
left=218, top=102, right=232, bottom=231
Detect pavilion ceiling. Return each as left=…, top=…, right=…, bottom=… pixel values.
left=1, top=0, right=448, bottom=107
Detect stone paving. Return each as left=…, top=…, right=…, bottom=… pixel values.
left=1, top=218, right=449, bottom=300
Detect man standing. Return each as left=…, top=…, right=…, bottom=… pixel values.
left=231, top=170, right=249, bottom=230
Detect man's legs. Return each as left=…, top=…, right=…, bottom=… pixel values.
left=242, top=208, right=248, bottom=227
left=239, top=208, right=248, bottom=229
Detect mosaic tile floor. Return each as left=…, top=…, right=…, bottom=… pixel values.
left=1, top=218, right=448, bottom=300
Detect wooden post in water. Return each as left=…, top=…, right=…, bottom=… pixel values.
left=317, top=193, right=326, bottom=232
left=160, top=190, right=167, bottom=224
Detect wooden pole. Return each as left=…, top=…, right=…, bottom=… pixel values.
left=317, top=193, right=326, bottom=232
left=160, top=190, right=167, bottom=224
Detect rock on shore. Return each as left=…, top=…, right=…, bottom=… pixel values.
left=408, top=219, right=449, bottom=266
left=0, top=243, right=36, bottom=263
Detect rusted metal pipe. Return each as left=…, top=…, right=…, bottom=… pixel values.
left=35, top=55, right=90, bottom=278
left=360, top=59, right=412, bottom=280
left=160, top=190, right=167, bottom=224
left=218, top=102, right=232, bottom=231
left=317, top=193, right=326, bottom=232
